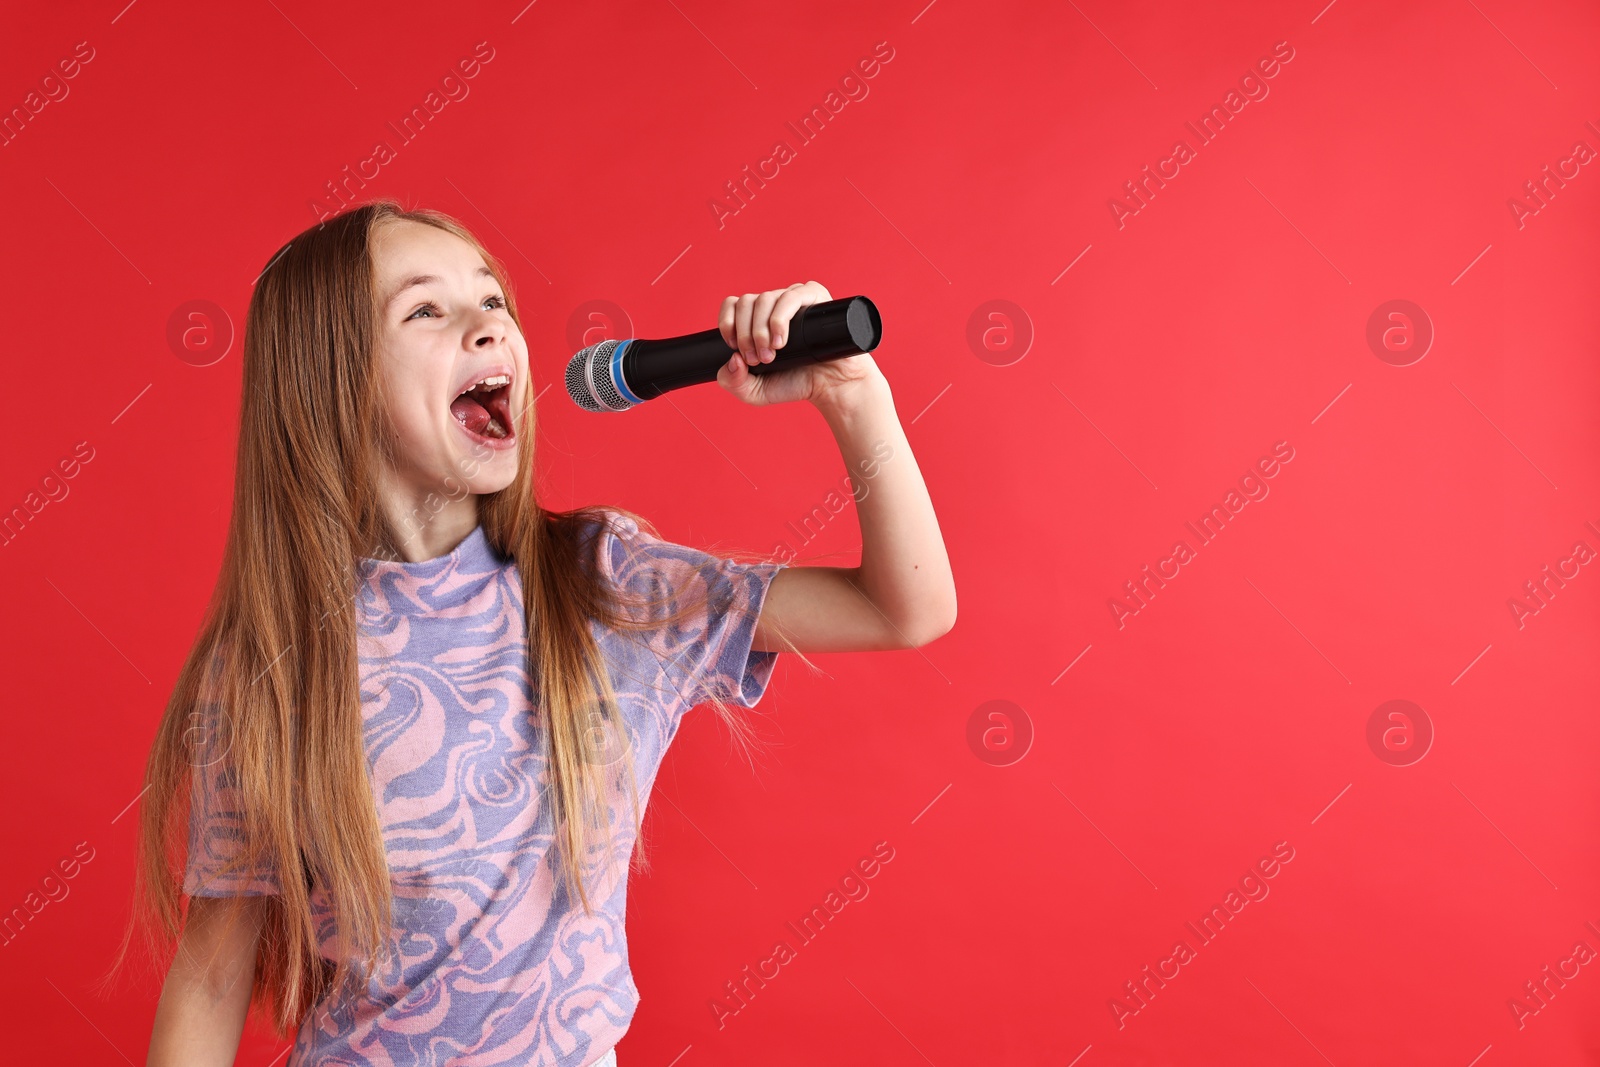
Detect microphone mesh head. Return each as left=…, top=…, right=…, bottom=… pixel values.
left=564, top=340, right=635, bottom=413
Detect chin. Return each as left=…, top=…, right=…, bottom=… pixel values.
left=457, top=457, right=520, bottom=496
left=421, top=441, right=512, bottom=499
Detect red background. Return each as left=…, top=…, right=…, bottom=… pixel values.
left=3, top=1, right=1598, bottom=1064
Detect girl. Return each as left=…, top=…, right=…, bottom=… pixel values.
left=113, top=199, right=955, bottom=1067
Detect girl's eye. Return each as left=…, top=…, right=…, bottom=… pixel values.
left=406, top=295, right=508, bottom=320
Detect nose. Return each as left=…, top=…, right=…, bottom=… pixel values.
left=471, top=314, right=506, bottom=349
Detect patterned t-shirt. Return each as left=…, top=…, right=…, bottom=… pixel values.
left=184, top=512, right=786, bottom=1066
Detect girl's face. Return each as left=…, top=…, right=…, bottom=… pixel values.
left=370, top=219, right=529, bottom=518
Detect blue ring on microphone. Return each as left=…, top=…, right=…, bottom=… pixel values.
left=611, top=340, right=644, bottom=407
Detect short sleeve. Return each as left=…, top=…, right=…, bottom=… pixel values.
left=597, top=511, right=787, bottom=714
left=182, top=667, right=281, bottom=897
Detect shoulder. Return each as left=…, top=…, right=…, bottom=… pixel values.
left=577, top=507, right=764, bottom=629
left=580, top=507, right=683, bottom=585
left=567, top=507, right=640, bottom=580
left=560, top=507, right=680, bottom=618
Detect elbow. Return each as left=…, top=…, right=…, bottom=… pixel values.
left=903, top=598, right=957, bottom=648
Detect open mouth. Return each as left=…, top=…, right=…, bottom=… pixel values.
left=450, top=373, right=515, bottom=442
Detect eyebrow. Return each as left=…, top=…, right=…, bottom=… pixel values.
left=385, top=265, right=498, bottom=309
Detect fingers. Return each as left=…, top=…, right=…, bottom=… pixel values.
left=717, top=346, right=742, bottom=385
left=718, top=296, right=738, bottom=351
left=735, top=294, right=758, bottom=362
left=721, top=292, right=768, bottom=364
left=717, top=344, right=753, bottom=397
left=721, top=283, right=821, bottom=365
left=767, top=283, right=813, bottom=352
left=748, top=287, right=787, bottom=363
left=720, top=294, right=758, bottom=361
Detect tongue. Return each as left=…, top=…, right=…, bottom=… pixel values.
left=451, top=394, right=492, bottom=435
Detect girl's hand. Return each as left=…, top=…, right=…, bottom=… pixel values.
left=715, top=281, right=881, bottom=409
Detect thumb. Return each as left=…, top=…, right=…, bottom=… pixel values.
left=718, top=351, right=746, bottom=391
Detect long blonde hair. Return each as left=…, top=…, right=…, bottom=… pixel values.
left=101, top=199, right=809, bottom=1037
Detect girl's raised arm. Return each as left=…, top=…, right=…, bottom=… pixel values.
left=716, top=282, right=958, bottom=654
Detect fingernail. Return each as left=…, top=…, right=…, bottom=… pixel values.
left=759, top=347, right=773, bottom=361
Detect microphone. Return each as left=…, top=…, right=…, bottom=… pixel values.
left=565, top=295, right=882, bottom=412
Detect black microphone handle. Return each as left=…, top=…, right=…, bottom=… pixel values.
left=623, top=295, right=882, bottom=401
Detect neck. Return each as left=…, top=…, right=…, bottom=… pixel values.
left=371, top=475, right=483, bottom=563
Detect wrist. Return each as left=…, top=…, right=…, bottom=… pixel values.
left=810, top=365, right=891, bottom=423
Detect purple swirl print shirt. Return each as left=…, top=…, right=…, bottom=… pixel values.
left=184, top=512, right=786, bottom=1066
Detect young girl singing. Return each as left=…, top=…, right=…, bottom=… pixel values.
left=116, top=199, right=955, bottom=1067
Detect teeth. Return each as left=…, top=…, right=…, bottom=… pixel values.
left=458, top=373, right=512, bottom=398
